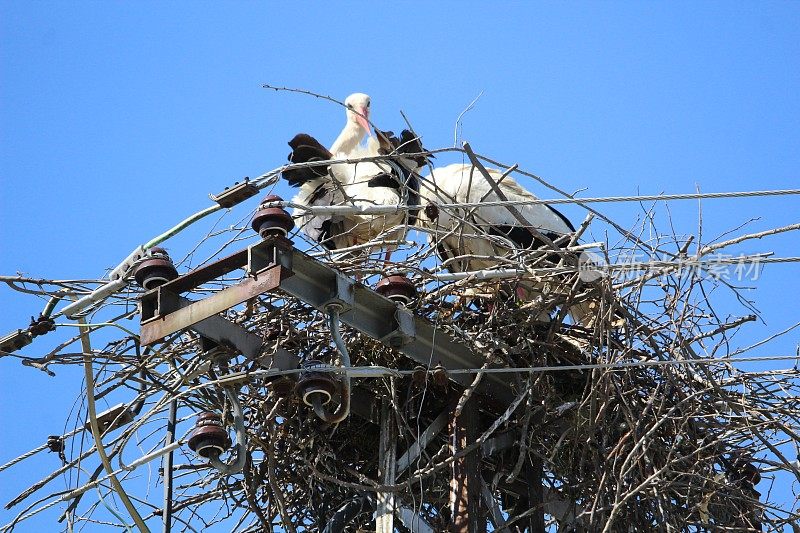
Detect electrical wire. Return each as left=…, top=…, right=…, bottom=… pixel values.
left=78, top=315, right=151, bottom=532
left=275, top=188, right=800, bottom=215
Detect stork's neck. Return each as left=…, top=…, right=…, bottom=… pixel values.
left=330, top=120, right=366, bottom=156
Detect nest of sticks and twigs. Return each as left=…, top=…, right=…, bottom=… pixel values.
left=2, top=145, right=799, bottom=532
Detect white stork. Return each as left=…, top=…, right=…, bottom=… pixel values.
left=282, top=94, right=427, bottom=256
left=417, top=163, right=596, bottom=327
left=329, top=93, right=372, bottom=156
left=281, top=93, right=372, bottom=249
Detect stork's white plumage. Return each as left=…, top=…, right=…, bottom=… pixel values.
left=282, top=94, right=425, bottom=257
left=284, top=93, right=372, bottom=249
left=417, top=163, right=596, bottom=326
left=418, top=164, right=573, bottom=269
left=329, top=93, right=372, bottom=156
left=326, top=133, right=421, bottom=252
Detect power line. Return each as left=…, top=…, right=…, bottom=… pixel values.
left=440, top=354, right=800, bottom=374
left=202, top=355, right=800, bottom=386
left=463, top=188, right=800, bottom=207
left=275, top=188, right=800, bottom=215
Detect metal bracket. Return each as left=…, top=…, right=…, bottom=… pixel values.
left=140, top=237, right=295, bottom=370
left=139, top=236, right=513, bottom=403
left=380, top=308, right=415, bottom=348
left=85, top=403, right=135, bottom=434
left=210, top=178, right=259, bottom=208
left=0, top=329, right=33, bottom=355
left=274, top=246, right=513, bottom=403
left=248, top=238, right=294, bottom=275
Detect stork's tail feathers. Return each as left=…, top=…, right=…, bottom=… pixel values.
left=282, top=133, right=333, bottom=188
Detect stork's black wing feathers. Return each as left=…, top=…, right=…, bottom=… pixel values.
left=317, top=219, right=337, bottom=250
left=489, top=226, right=568, bottom=263
left=374, top=129, right=432, bottom=168
left=398, top=130, right=431, bottom=167
left=367, top=173, right=400, bottom=189
left=281, top=133, right=334, bottom=188
left=288, top=133, right=329, bottom=154
left=374, top=129, right=398, bottom=155
left=366, top=129, right=429, bottom=226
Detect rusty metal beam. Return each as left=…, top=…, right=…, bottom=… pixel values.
left=141, top=265, right=286, bottom=340
left=158, top=248, right=249, bottom=295
left=142, top=293, right=260, bottom=355
left=139, top=267, right=297, bottom=369
left=449, top=398, right=485, bottom=533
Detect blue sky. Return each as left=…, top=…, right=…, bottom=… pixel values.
left=1, top=1, right=799, bottom=530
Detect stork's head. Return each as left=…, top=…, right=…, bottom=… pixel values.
left=344, top=92, right=371, bottom=136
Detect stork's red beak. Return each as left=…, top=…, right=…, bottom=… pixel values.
left=356, top=107, right=371, bottom=136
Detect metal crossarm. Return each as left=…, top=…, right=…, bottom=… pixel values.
left=139, top=235, right=514, bottom=403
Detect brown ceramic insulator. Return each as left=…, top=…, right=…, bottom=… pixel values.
left=251, top=195, right=295, bottom=239
left=28, top=316, right=56, bottom=337
left=187, top=412, right=231, bottom=459
left=296, top=361, right=339, bottom=407
left=411, top=366, right=427, bottom=387
left=375, top=275, right=417, bottom=304
left=432, top=364, right=448, bottom=388
left=134, top=248, right=179, bottom=290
